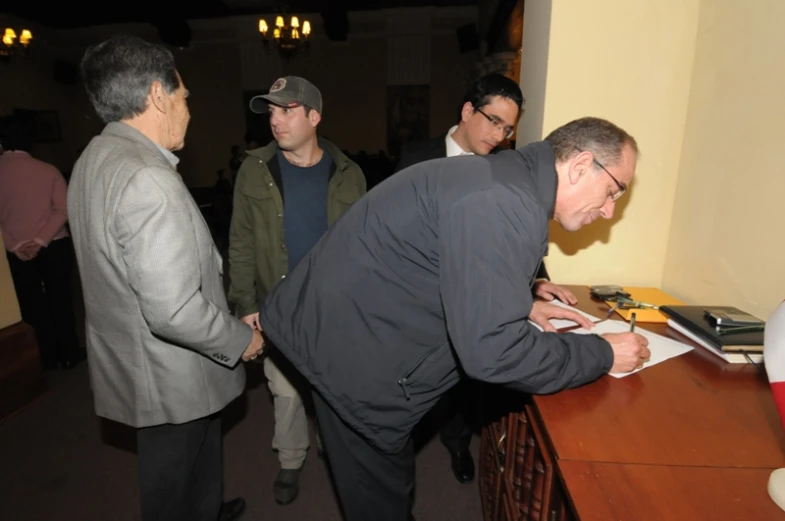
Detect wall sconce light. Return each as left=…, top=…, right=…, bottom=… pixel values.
left=1, top=27, right=34, bottom=63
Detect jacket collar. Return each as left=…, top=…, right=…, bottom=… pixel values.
left=101, top=122, right=179, bottom=167
left=246, top=137, right=352, bottom=171
left=515, top=141, right=558, bottom=219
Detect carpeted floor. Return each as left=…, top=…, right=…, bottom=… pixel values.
left=0, top=360, right=484, bottom=521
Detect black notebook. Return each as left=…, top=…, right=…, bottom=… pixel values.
left=659, top=305, right=764, bottom=353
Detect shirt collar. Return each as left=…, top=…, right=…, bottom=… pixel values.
left=0, top=150, right=31, bottom=158
left=445, top=125, right=473, bottom=158
left=154, top=143, right=180, bottom=167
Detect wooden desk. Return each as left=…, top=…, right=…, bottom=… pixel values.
left=479, top=286, right=785, bottom=521
left=0, top=322, right=48, bottom=423
left=559, top=460, right=784, bottom=521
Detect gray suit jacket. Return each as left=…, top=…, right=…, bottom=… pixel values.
left=68, top=122, right=252, bottom=428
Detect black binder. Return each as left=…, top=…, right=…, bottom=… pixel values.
left=659, top=305, right=764, bottom=353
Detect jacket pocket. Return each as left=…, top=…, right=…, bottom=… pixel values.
left=241, top=180, right=267, bottom=196
left=242, top=184, right=282, bottom=226
left=397, top=344, right=447, bottom=401
left=241, top=182, right=276, bottom=202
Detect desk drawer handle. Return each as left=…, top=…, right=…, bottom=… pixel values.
left=497, top=432, right=507, bottom=452
left=496, top=432, right=507, bottom=473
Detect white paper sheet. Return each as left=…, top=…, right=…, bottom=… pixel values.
left=528, top=299, right=603, bottom=331
left=566, top=320, right=693, bottom=378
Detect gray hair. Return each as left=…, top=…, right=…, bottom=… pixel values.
left=80, top=35, right=180, bottom=124
left=545, top=117, right=639, bottom=167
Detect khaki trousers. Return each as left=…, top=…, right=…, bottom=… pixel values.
left=263, top=356, right=321, bottom=469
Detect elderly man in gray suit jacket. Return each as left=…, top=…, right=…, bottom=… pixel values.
left=67, top=35, right=263, bottom=521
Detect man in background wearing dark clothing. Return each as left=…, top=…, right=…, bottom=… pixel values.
left=261, top=117, right=651, bottom=521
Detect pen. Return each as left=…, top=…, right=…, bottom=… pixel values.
left=630, top=312, right=636, bottom=332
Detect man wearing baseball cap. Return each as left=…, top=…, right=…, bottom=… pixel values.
left=228, top=76, right=366, bottom=505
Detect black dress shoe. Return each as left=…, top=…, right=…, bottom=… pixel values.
left=219, top=497, right=246, bottom=521
left=60, top=350, right=86, bottom=369
left=60, top=359, right=81, bottom=369
left=448, top=449, right=475, bottom=484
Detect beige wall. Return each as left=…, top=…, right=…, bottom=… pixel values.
left=521, top=0, right=783, bottom=320
left=519, top=0, right=700, bottom=287
left=0, top=234, right=22, bottom=329
left=661, top=0, right=785, bottom=320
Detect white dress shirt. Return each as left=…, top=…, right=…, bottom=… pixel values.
left=445, top=125, right=473, bottom=158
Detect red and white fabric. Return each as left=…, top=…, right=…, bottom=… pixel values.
left=765, top=299, right=785, bottom=432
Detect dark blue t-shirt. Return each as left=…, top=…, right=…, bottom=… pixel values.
left=278, top=149, right=332, bottom=272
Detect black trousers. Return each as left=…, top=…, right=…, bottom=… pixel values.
left=6, top=237, right=80, bottom=368
left=136, top=414, right=223, bottom=521
left=437, top=380, right=475, bottom=453
left=313, top=392, right=416, bottom=521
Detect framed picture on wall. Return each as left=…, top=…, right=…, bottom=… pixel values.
left=386, top=85, right=430, bottom=159
left=13, top=109, right=62, bottom=142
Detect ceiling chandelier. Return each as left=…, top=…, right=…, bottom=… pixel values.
left=1, top=27, right=33, bottom=63
left=258, top=13, right=311, bottom=60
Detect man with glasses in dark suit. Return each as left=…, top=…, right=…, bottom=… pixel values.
left=394, top=73, right=577, bottom=484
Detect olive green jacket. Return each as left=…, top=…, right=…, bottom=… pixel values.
left=228, top=139, right=366, bottom=317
